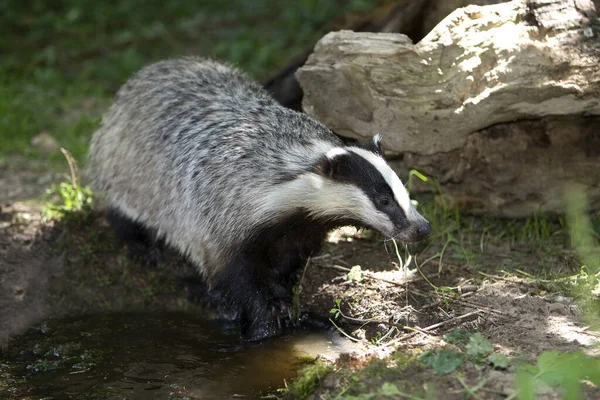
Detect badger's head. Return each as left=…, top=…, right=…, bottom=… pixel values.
left=311, top=134, right=431, bottom=243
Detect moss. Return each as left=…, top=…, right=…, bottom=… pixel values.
left=281, top=360, right=333, bottom=400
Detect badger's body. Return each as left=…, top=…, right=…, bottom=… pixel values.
left=89, top=57, right=430, bottom=341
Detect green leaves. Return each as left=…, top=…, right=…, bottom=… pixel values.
left=420, top=350, right=465, bottom=375
left=378, top=382, right=402, bottom=396
left=421, top=331, right=510, bottom=376
left=487, top=353, right=509, bottom=369
left=329, top=298, right=342, bottom=319
left=443, top=329, right=471, bottom=345
left=346, top=265, right=364, bottom=283
left=466, top=333, right=493, bottom=357
left=43, top=182, right=93, bottom=221
left=516, top=350, right=600, bottom=400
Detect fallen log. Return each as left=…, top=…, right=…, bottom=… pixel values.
left=297, top=0, right=600, bottom=216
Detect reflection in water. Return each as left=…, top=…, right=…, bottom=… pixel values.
left=4, top=312, right=360, bottom=399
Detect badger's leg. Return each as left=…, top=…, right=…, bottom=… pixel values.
left=267, top=233, right=338, bottom=333
left=213, top=252, right=282, bottom=342
left=266, top=226, right=329, bottom=321
left=268, top=250, right=304, bottom=306
left=106, top=207, right=163, bottom=266
left=214, top=221, right=329, bottom=341
left=266, top=225, right=326, bottom=332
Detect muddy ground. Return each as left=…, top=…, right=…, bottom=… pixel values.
left=1, top=162, right=599, bottom=399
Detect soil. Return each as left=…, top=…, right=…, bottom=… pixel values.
left=1, top=163, right=599, bottom=399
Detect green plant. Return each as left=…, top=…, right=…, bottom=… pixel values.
left=279, top=360, right=333, bottom=400
left=520, top=213, right=557, bottom=244
left=406, top=169, right=429, bottom=195
left=566, top=188, right=600, bottom=284
left=419, top=350, right=465, bottom=376
left=330, top=298, right=343, bottom=320
left=514, top=351, right=600, bottom=400
left=43, top=148, right=93, bottom=221
left=419, top=331, right=509, bottom=376
left=43, top=181, right=93, bottom=219
left=512, top=187, right=600, bottom=400
left=346, top=265, right=365, bottom=283
left=562, top=187, right=600, bottom=332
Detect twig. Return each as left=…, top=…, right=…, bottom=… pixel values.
left=454, top=299, right=510, bottom=317
left=414, top=256, right=439, bottom=290
left=418, top=310, right=482, bottom=332
left=325, top=262, right=477, bottom=307
left=69, top=368, right=89, bottom=374
left=391, top=238, right=413, bottom=271
left=390, top=238, right=412, bottom=310
left=455, top=375, right=485, bottom=400
left=298, top=256, right=311, bottom=289
left=573, top=326, right=600, bottom=338
left=478, top=270, right=565, bottom=285
left=323, top=264, right=416, bottom=286
left=478, top=271, right=522, bottom=282
left=60, top=147, right=78, bottom=187
left=392, top=310, right=483, bottom=344
left=337, top=308, right=404, bottom=327
left=293, top=256, right=312, bottom=322
left=329, top=318, right=367, bottom=343
left=310, top=253, right=345, bottom=261
left=340, top=314, right=395, bottom=325
left=402, top=325, right=435, bottom=338
left=323, top=264, right=509, bottom=332
left=377, top=326, right=398, bottom=343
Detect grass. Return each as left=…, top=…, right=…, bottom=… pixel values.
left=0, top=0, right=388, bottom=167
left=42, top=148, right=93, bottom=221
left=279, top=359, right=333, bottom=400
left=414, top=180, right=572, bottom=279
left=420, top=184, right=600, bottom=400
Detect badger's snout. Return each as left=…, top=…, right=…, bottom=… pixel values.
left=393, top=214, right=431, bottom=243
left=416, top=221, right=431, bottom=240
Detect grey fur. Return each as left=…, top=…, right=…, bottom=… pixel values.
left=89, top=57, right=429, bottom=340
left=91, top=58, right=338, bottom=275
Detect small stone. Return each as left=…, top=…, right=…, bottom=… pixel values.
left=31, top=131, right=59, bottom=154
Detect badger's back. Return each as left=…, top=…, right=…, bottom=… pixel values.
left=89, top=57, right=341, bottom=278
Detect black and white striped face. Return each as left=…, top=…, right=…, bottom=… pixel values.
left=319, top=135, right=431, bottom=243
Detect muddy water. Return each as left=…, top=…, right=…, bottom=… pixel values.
left=1, top=312, right=357, bottom=399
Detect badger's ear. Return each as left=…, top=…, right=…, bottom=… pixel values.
left=315, top=156, right=333, bottom=176
left=314, top=155, right=333, bottom=177
left=358, top=134, right=383, bottom=155
left=315, top=150, right=347, bottom=178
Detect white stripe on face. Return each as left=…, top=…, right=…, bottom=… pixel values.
left=256, top=172, right=395, bottom=236
left=346, top=147, right=412, bottom=215
left=326, top=147, right=348, bottom=159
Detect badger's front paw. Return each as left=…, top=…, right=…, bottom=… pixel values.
left=242, top=312, right=281, bottom=342
left=241, top=295, right=295, bottom=342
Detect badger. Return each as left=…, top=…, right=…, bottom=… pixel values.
left=88, top=57, right=431, bottom=341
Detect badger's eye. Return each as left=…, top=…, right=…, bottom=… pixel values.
left=379, top=197, right=390, bottom=206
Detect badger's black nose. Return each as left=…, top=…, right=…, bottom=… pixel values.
left=417, top=222, right=431, bottom=239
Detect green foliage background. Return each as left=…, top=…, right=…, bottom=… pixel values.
left=0, top=0, right=383, bottom=165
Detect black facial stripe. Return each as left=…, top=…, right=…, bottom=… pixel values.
left=328, top=152, right=405, bottom=219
